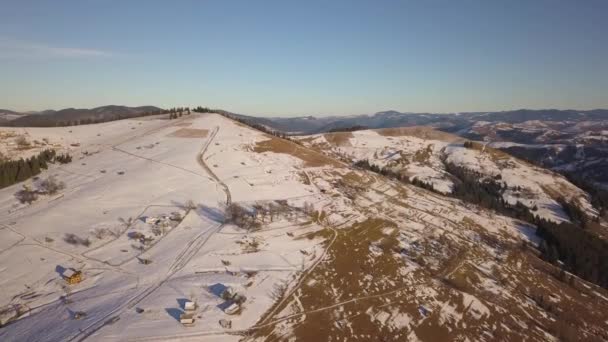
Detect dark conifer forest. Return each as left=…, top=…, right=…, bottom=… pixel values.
left=0, top=149, right=72, bottom=189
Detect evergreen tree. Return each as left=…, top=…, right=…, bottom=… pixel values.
left=29, top=156, right=41, bottom=176
left=16, top=159, right=32, bottom=182
left=39, top=154, right=48, bottom=169
left=0, top=169, right=9, bottom=188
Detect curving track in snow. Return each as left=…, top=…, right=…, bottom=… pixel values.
left=70, top=125, right=231, bottom=341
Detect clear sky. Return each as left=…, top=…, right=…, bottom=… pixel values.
left=1, top=0, right=607, bottom=116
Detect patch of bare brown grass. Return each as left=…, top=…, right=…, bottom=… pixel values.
left=474, top=144, right=513, bottom=161
left=293, top=218, right=401, bottom=309
left=414, top=144, right=434, bottom=164
left=331, top=170, right=374, bottom=188
left=268, top=217, right=409, bottom=340
left=173, top=122, right=193, bottom=127
left=253, top=137, right=341, bottom=167
left=323, top=132, right=353, bottom=146
left=167, top=128, right=209, bottom=138
left=340, top=171, right=365, bottom=184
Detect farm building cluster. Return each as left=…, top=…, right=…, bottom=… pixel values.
left=173, top=285, right=247, bottom=328
left=127, top=210, right=187, bottom=251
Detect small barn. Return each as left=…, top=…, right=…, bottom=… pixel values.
left=184, top=301, right=197, bottom=311
left=180, top=312, right=195, bottom=325
left=224, top=303, right=240, bottom=315
left=63, top=269, right=83, bottom=285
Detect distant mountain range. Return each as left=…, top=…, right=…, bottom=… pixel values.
left=4, top=107, right=606, bottom=131
left=0, top=105, right=163, bottom=127
left=228, top=108, right=608, bottom=188
left=228, top=109, right=608, bottom=135
left=0, top=109, right=27, bottom=123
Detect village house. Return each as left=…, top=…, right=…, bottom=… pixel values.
left=179, top=312, right=195, bottom=325
left=224, top=303, right=240, bottom=315
left=63, top=269, right=83, bottom=285
left=184, top=300, right=197, bottom=311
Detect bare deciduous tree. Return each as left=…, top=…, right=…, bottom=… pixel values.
left=15, top=136, right=30, bottom=148
left=39, top=176, right=65, bottom=195
left=108, top=226, right=123, bottom=238
left=269, top=281, right=288, bottom=301
left=185, top=200, right=196, bottom=210
left=92, top=227, right=109, bottom=239
left=151, top=226, right=162, bottom=236
left=63, top=233, right=91, bottom=247
left=15, top=185, right=38, bottom=204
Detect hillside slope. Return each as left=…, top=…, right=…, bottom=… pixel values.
left=298, top=128, right=596, bottom=224
left=0, top=115, right=606, bottom=341
left=231, top=109, right=608, bottom=188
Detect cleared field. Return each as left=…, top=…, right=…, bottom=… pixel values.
left=173, top=122, right=193, bottom=127
left=167, top=128, right=209, bottom=138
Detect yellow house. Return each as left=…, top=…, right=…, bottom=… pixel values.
left=64, top=269, right=83, bottom=285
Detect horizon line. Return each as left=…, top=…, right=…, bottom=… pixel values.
left=3, top=105, right=608, bottom=118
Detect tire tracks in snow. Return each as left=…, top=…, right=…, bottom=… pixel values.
left=71, top=125, right=231, bottom=341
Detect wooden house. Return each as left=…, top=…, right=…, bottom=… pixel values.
left=64, top=269, right=83, bottom=285
left=180, top=312, right=195, bottom=325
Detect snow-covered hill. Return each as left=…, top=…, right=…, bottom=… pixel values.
left=298, top=127, right=596, bottom=224
left=231, top=109, right=608, bottom=187
left=0, top=113, right=327, bottom=341
left=0, top=115, right=607, bottom=341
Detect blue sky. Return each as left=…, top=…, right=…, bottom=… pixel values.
left=1, top=0, right=607, bottom=116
